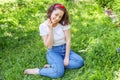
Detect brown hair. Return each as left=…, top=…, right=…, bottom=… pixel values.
left=47, top=3, right=70, bottom=26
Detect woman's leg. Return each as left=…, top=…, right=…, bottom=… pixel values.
left=66, top=50, right=84, bottom=69
left=39, top=50, right=64, bottom=78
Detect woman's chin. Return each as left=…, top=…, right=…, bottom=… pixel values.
left=52, top=21, right=58, bottom=24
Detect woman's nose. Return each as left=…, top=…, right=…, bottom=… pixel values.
left=55, top=16, right=60, bottom=20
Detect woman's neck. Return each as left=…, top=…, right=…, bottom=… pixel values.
left=52, top=23, right=58, bottom=27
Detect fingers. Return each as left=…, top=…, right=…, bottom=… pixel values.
left=48, top=18, right=52, bottom=23
left=48, top=19, right=53, bottom=29
left=48, top=18, right=52, bottom=25
left=64, top=61, right=69, bottom=66
left=64, top=58, right=69, bottom=66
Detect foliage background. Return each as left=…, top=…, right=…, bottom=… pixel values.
left=0, top=0, right=120, bottom=80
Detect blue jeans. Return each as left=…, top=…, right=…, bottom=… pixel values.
left=39, top=44, right=84, bottom=78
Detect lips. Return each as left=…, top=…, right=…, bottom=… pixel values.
left=52, top=19, right=58, bottom=23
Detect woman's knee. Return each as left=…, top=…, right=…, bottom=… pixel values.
left=72, top=58, right=84, bottom=68
left=72, top=59, right=84, bottom=68
left=75, top=54, right=84, bottom=67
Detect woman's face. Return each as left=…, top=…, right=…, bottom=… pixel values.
left=50, top=9, right=64, bottom=24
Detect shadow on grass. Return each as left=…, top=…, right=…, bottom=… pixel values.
left=0, top=29, right=42, bottom=52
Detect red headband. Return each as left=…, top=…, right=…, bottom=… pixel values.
left=54, top=4, right=65, bottom=9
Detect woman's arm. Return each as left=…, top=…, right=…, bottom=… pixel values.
left=64, top=29, right=71, bottom=66
left=42, top=19, right=54, bottom=48
left=42, top=30, right=53, bottom=48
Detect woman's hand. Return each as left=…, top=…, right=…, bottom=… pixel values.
left=64, top=56, right=69, bottom=66
left=48, top=19, right=53, bottom=31
left=42, top=19, right=54, bottom=48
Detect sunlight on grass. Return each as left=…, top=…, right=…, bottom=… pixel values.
left=114, top=69, right=120, bottom=80
left=0, top=0, right=16, bottom=4
left=85, top=37, right=101, bottom=51
left=1, top=0, right=120, bottom=80
left=72, top=27, right=78, bottom=32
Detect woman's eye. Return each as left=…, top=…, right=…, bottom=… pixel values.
left=59, top=16, right=62, bottom=18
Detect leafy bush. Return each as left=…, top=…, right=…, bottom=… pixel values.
left=94, top=0, right=115, bottom=8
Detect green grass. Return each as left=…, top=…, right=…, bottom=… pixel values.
left=0, top=0, right=120, bottom=80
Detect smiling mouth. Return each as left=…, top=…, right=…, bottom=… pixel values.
left=52, top=19, right=58, bottom=23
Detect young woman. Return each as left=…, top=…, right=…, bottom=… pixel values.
left=24, top=3, right=84, bottom=78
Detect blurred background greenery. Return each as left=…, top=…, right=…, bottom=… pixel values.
left=0, top=0, right=120, bottom=80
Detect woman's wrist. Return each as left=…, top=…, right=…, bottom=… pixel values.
left=65, top=55, right=69, bottom=58
left=49, top=29, right=53, bottom=33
